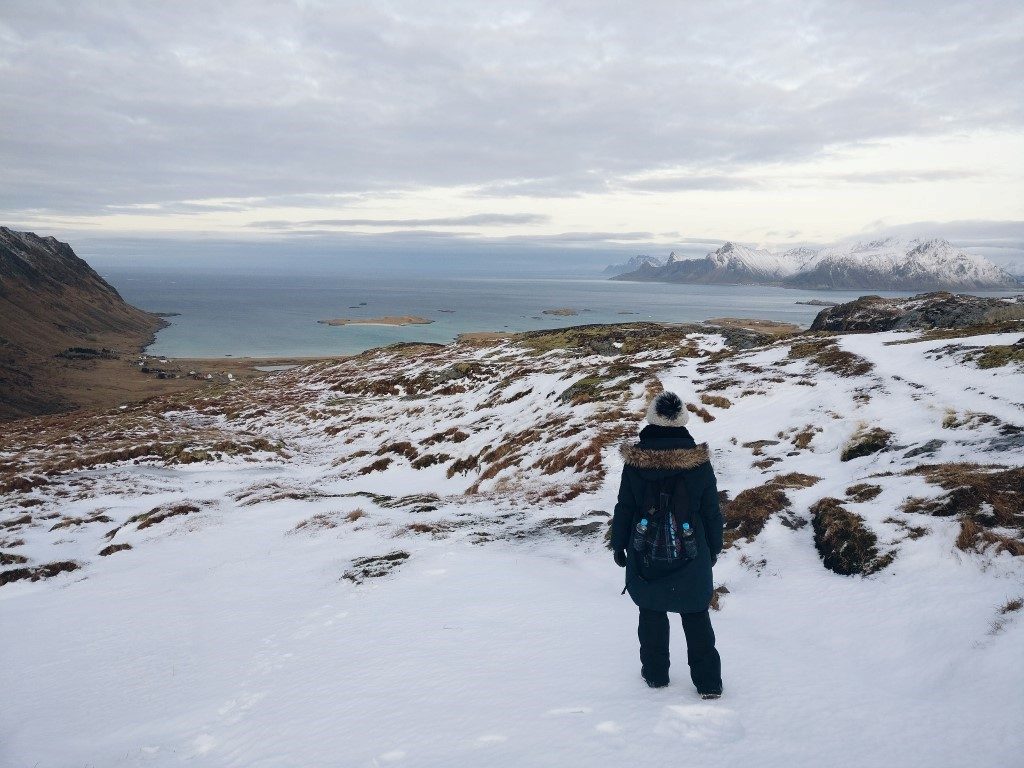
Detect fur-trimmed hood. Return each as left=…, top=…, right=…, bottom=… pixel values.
left=619, top=442, right=710, bottom=470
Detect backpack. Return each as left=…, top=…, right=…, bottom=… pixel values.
left=630, top=473, right=697, bottom=579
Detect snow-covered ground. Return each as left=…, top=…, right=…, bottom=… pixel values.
left=2, top=323, right=1022, bottom=767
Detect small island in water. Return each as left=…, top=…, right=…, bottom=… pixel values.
left=318, top=315, right=434, bottom=327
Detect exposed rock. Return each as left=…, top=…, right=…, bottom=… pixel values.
left=903, top=439, right=945, bottom=458
left=841, top=427, right=893, bottom=462
left=810, top=292, right=1024, bottom=333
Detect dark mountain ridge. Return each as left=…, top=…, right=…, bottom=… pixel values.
left=0, top=227, right=167, bottom=420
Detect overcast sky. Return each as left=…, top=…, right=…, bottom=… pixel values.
left=1, top=1, right=1022, bottom=267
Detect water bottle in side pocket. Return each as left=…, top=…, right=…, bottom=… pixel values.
left=681, top=522, right=698, bottom=560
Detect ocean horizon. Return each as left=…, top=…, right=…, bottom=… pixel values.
left=104, top=267, right=1018, bottom=359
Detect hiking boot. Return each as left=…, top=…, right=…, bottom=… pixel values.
left=643, top=675, right=669, bottom=689
left=699, top=691, right=722, bottom=700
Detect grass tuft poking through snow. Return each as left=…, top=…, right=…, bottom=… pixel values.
left=810, top=497, right=893, bottom=576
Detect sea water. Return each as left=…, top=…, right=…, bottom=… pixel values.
left=103, top=269, right=944, bottom=359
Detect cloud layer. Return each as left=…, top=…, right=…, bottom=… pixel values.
left=0, top=0, right=1021, bottom=258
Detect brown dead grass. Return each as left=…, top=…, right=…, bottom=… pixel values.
left=742, top=439, right=780, bottom=456
left=792, top=425, right=821, bottom=450
left=721, top=482, right=791, bottom=548
left=402, top=521, right=454, bottom=537
left=846, top=483, right=883, bottom=502
left=412, top=453, right=452, bottom=469
left=49, top=511, right=113, bottom=531
left=377, top=441, right=419, bottom=461
left=46, top=437, right=284, bottom=474
left=423, top=427, right=470, bottom=446
left=788, top=339, right=874, bottom=377
left=810, top=497, right=892, bottom=576
left=125, top=502, right=202, bottom=531
left=0, top=474, right=49, bottom=494
left=942, top=410, right=1001, bottom=430
left=2, top=514, right=34, bottom=529
left=0, top=560, right=80, bottom=586
left=292, top=513, right=338, bottom=532
left=991, top=595, right=1024, bottom=635
left=342, top=550, right=410, bottom=583
left=699, top=394, right=732, bottom=409
left=709, top=585, right=730, bottom=612
left=686, top=403, right=715, bottom=423
left=446, top=455, right=479, bottom=478
left=904, top=464, right=1023, bottom=529
left=841, top=426, right=893, bottom=462
left=700, top=376, right=742, bottom=392
left=358, top=457, right=393, bottom=475
left=882, top=517, right=928, bottom=540
left=1001, top=597, right=1024, bottom=614
left=98, top=543, right=132, bottom=556
left=955, top=516, right=1024, bottom=557
left=771, top=472, right=822, bottom=489
left=974, top=343, right=1024, bottom=369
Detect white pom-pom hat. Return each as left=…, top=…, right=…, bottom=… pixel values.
left=646, top=391, right=689, bottom=427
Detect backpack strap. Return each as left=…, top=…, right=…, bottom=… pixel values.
left=669, top=472, right=692, bottom=527
left=638, top=476, right=663, bottom=522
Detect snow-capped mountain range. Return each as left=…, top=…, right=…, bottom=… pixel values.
left=602, top=253, right=668, bottom=276
left=610, top=238, right=1021, bottom=291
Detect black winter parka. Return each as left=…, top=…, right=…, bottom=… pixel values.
left=611, top=425, right=723, bottom=613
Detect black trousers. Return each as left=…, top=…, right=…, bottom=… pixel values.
left=638, top=608, right=722, bottom=693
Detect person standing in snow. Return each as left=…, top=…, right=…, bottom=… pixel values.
left=610, top=390, right=724, bottom=697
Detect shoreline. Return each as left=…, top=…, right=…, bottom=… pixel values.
left=4, top=315, right=793, bottom=425
left=147, top=316, right=802, bottom=366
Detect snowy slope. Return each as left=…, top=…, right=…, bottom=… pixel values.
left=2, top=323, right=1023, bottom=767
left=704, top=241, right=803, bottom=279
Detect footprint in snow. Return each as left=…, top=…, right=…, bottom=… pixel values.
left=476, top=734, right=508, bottom=745
left=216, top=691, right=267, bottom=725
left=547, top=706, right=593, bottom=715
left=654, top=704, right=745, bottom=743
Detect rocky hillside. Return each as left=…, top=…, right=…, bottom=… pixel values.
left=810, top=292, right=1024, bottom=332
left=612, top=238, right=1021, bottom=291
left=2, top=312, right=1022, bottom=765
left=0, top=227, right=167, bottom=420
